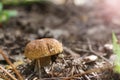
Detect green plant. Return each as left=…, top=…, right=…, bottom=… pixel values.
left=112, top=32, right=120, bottom=73
left=0, top=2, right=17, bottom=23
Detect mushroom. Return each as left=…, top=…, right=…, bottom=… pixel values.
left=24, top=38, right=63, bottom=79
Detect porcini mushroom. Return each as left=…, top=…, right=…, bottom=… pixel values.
left=24, top=38, right=63, bottom=79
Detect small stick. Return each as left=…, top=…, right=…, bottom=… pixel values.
left=84, top=75, right=91, bottom=80
left=87, top=39, right=112, bottom=64
left=74, top=48, right=112, bottom=63
left=0, top=49, right=23, bottom=80
left=64, top=46, right=80, bottom=58
left=0, top=66, right=17, bottom=80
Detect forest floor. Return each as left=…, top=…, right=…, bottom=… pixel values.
left=0, top=2, right=120, bottom=80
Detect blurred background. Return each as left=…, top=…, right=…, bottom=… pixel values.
left=0, top=0, right=120, bottom=43
left=0, top=0, right=120, bottom=50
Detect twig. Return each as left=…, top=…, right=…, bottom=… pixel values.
left=0, top=66, right=17, bottom=80
left=42, top=77, right=64, bottom=80
left=0, top=49, right=23, bottom=80
left=73, top=48, right=92, bottom=53
left=63, top=65, right=113, bottom=80
left=84, top=75, right=91, bottom=80
left=87, top=39, right=112, bottom=64
left=63, top=46, right=80, bottom=58
left=74, top=48, right=112, bottom=63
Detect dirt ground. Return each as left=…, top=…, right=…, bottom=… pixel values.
left=0, top=2, right=120, bottom=80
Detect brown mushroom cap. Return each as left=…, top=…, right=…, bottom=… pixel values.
left=24, top=38, right=63, bottom=59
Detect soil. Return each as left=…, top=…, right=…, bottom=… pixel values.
left=0, top=2, right=120, bottom=80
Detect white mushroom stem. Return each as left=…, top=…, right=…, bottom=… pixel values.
left=34, top=60, right=42, bottom=79
left=34, top=56, right=51, bottom=79
left=37, top=59, right=41, bottom=79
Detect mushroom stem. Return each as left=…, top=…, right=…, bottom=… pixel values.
left=34, top=56, right=51, bottom=79
left=37, top=59, right=42, bottom=79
